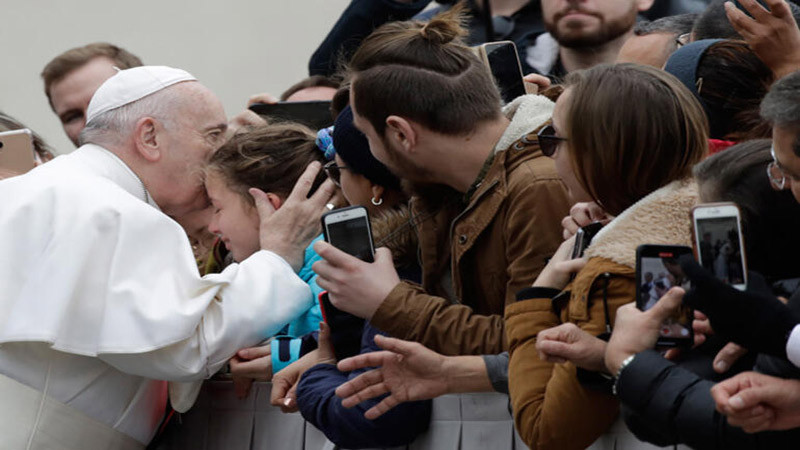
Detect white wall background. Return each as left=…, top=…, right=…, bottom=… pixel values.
left=0, top=0, right=352, bottom=155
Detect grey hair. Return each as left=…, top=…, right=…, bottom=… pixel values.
left=762, top=70, right=800, bottom=156
left=79, top=84, right=185, bottom=147
left=634, top=13, right=698, bottom=37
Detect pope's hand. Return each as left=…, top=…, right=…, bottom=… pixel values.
left=252, top=162, right=336, bottom=272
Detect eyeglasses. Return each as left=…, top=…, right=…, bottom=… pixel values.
left=323, top=160, right=349, bottom=187
left=768, top=145, right=787, bottom=190
left=537, top=125, right=568, bottom=157
left=675, top=33, right=691, bottom=49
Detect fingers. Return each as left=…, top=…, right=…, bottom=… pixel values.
left=736, top=0, right=772, bottom=21
left=554, top=257, right=588, bottom=276
left=337, top=351, right=391, bottom=373
left=249, top=188, right=276, bottom=222
left=364, top=394, right=401, bottom=420
left=309, top=179, right=337, bottom=208
left=336, top=370, right=388, bottom=406
left=522, top=73, right=551, bottom=90
left=247, top=92, right=279, bottom=107
left=646, top=288, right=685, bottom=322
left=714, top=343, right=748, bottom=374
left=314, top=240, right=363, bottom=269
left=317, top=321, right=336, bottom=362
left=562, top=216, right=579, bottom=240
left=373, top=334, right=420, bottom=357
left=238, top=345, right=271, bottom=360
left=229, top=356, right=272, bottom=380
left=285, top=161, right=323, bottom=204
left=536, top=339, right=576, bottom=363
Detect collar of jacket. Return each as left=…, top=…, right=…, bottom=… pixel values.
left=585, top=178, right=699, bottom=268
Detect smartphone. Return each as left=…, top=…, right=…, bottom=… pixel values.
left=477, top=41, right=527, bottom=104
left=318, top=291, right=364, bottom=361
left=635, top=244, right=694, bottom=347
left=571, top=222, right=605, bottom=259
left=0, top=129, right=36, bottom=177
left=321, top=205, right=375, bottom=263
left=691, top=202, right=748, bottom=291
left=249, top=100, right=333, bottom=131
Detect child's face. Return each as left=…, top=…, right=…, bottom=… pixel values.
left=205, top=170, right=260, bottom=262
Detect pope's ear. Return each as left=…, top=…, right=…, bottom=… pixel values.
left=133, top=117, right=162, bottom=162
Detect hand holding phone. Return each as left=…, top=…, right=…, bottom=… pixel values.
left=635, top=244, right=694, bottom=347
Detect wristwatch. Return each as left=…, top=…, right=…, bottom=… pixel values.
left=611, top=354, right=636, bottom=396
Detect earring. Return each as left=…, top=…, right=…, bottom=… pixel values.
left=371, top=196, right=384, bottom=206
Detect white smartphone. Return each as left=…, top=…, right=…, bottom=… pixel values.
left=321, top=205, right=375, bottom=263
left=692, top=202, right=748, bottom=290
left=0, top=129, right=36, bottom=177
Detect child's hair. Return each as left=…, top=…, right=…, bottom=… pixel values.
left=207, top=123, right=328, bottom=207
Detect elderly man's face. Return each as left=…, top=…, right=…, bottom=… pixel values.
left=49, top=57, right=119, bottom=147
left=155, top=83, right=228, bottom=218
left=542, top=0, right=650, bottom=48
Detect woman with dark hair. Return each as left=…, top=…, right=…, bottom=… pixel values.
left=665, top=39, right=774, bottom=151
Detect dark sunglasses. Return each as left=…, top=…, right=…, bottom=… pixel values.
left=323, top=160, right=350, bottom=187
left=537, top=125, right=568, bottom=157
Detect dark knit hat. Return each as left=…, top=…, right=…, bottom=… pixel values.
left=333, top=105, right=402, bottom=191
left=664, top=39, right=726, bottom=139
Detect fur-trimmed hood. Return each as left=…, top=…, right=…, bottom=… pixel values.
left=584, top=178, right=699, bottom=268
left=495, top=94, right=555, bottom=152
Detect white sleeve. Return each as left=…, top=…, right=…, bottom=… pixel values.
left=0, top=178, right=312, bottom=380
left=99, top=250, right=312, bottom=381
left=786, top=324, right=800, bottom=369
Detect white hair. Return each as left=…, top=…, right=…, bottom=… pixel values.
left=79, top=84, right=186, bottom=148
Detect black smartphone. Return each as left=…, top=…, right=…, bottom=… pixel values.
left=321, top=205, right=375, bottom=263
left=478, top=41, right=526, bottom=104
left=249, top=100, right=333, bottom=130
left=319, top=206, right=374, bottom=360
left=635, top=244, right=694, bottom=348
left=571, top=222, right=605, bottom=259
left=318, top=292, right=364, bottom=361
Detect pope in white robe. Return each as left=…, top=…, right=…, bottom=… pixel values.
left=0, top=66, right=333, bottom=449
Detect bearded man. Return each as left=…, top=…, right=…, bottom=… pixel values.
left=528, top=0, right=654, bottom=78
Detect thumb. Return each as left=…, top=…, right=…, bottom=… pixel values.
left=249, top=187, right=275, bottom=221
left=646, top=287, right=685, bottom=323
left=729, top=385, right=774, bottom=411
left=318, top=322, right=336, bottom=362
left=373, top=334, right=416, bottom=357
left=375, top=247, right=393, bottom=264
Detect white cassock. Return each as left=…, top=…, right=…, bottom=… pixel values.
left=0, top=144, right=313, bottom=449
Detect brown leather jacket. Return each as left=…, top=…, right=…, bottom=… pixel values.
left=506, top=179, right=699, bottom=450
left=370, top=96, right=571, bottom=355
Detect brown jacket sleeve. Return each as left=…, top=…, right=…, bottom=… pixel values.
left=502, top=178, right=571, bottom=305
left=370, top=282, right=506, bottom=355
left=371, top=178, right=568, bottom=356
left=506, top=274, right=632, bottom=450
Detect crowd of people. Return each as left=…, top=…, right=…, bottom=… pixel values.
left=4, top=0, right=800, bottom=449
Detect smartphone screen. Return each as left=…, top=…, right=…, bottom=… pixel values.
left=636, top=245, right=693, bottom=347
left=694, top=215, right=746, bottom=289
left=322, top=206, right=375, bottom=262
left=483, top=42, right=526, bottom=104
left=249, top=101, right=333, bottom=130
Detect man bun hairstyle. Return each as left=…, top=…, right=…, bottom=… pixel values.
left=348, top=3, right=502, bottom=136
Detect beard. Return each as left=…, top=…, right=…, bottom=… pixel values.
left=545, top=2, right=638, bottom=49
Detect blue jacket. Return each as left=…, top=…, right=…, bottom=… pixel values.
left=296, top=323, right=431, bottom=448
